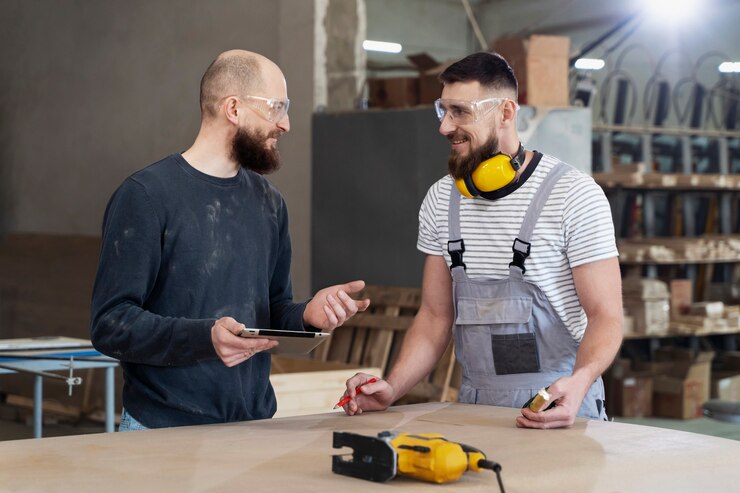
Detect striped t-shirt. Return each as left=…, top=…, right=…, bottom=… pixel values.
left=417, top=152, right=618, bottom=342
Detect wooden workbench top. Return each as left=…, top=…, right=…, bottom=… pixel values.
left=1, top=402, right=738, bottom=492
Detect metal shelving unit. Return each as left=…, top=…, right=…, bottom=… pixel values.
left=593, top=125, right=740, bottom=358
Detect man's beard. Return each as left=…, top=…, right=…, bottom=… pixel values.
left=231, top=126, right=281, bottom=175
left=447, top=132, right=500, bottom=180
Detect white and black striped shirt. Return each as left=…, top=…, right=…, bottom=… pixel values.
left=417, top=153, right=618, bottom=342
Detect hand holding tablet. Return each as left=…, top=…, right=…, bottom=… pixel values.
left=239, top=328, right=331, bottom=355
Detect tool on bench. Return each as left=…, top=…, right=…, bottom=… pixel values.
left=332, top=431, right=506, bottom=492
left=523, top=386, right=556, bottom=413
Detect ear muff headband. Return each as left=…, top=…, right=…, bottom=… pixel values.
left=455, top=143, right=526, bottom=197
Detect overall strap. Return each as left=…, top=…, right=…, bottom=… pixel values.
left=509, top=162, right=570, bottom=279
left=447, top=185, right=466, bottom=275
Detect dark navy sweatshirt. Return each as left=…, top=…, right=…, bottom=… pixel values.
left=91, top=154, right=307, bottom=428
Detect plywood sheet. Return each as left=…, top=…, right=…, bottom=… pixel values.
left=1, top=402, right=739, bottom=492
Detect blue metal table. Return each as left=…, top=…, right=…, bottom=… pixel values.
left=0, top=339, right=118, bottom=438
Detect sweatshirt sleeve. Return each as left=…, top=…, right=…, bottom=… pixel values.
left=267, top=195, right=309, bottom=330
left=90, top=178, right=217, bottom=366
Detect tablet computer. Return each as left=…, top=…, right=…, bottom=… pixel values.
left=239, top=328, right=331, bottom=355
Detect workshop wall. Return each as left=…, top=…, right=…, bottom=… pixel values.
left=0, top=0, right=316, bottom=298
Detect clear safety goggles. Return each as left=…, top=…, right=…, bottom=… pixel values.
left=240, top=95, right=290, bottom=123
left=433, top=97, right=518, bottom=124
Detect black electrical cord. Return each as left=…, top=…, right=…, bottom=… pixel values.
left=654, top=48, right=693, bottom=77
left=459, top=442, right=506, bottom=492
left=478, top=459, right=506, bottom=493
left=604, top=43, right=657, bottom=125
left=643, top=73, right=670, bottom=124
left=690, top=50, right=734, bottom=128
left=693, top=50, right=732, bottom=80
left=672, top=76, right=700, bottom=127
left=705, top=78, right=729, bottom=129
left=599, top=17, right=644, bottom=62
left=650, top=50, right=694, bottom=128
left=569, top=11, right=641, bottom=67
left=597, top=69, right=639, bottom=125
left=614, top=44, right=656, bottom=74
left=721, top=78, right=740, bottom=130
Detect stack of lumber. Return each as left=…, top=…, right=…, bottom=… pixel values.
left=618, top=235, right=740, bottom=263
left=270, top=356, right=381, bottom=418
left=595, top=170, right=740, bottom=190
left=670, top=304, right=740, bottom=335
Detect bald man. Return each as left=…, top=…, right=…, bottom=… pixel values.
left=91, top=50, right=370, bottom=430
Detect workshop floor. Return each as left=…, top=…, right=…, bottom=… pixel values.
left=0, top=403, right=738, bottom=442
left=613, top=415, right=740, bottom=441
left=0, top=402, right=106, bottom=441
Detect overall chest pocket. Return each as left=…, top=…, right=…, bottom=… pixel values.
left=455, top=296, right=540, bottom=375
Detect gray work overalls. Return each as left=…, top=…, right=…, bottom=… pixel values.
left=447, top=162, right=607, bottom=420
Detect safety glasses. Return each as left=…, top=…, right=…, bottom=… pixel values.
left=240, top=95, right=290, bottom=123
left=433, top=97, right=518, bottom=124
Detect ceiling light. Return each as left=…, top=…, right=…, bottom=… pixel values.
left=362, top=40, right=402, bottom=54
left=643, top=0, right=698, bottom=24
left=718, top=62, right=740, bottom=73
left=574, top=58, right=605, bottom=70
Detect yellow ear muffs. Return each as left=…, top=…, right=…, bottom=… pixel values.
left=454, top=143, right=526, bottom=198
left=455, top=177, right=475, bottom=198
left=472, top=154, right=518, bottom=191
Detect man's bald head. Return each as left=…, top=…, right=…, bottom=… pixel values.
left=199, top=50, right=266, bottom=119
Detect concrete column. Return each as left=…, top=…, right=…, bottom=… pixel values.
left=274, top=0, right=366, bottom=298
left=317, top=0, right=366, bottom=111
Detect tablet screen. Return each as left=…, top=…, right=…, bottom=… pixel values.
left=239, top=328, right=331, bottom=355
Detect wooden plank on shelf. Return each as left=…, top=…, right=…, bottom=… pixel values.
left=612, top=163, right=647, bottom=174
left=618, top=235, right=740, bottom=264
left=595, top=172, right=740, bottom=191
left=592, top=123, right=740, bottom=138
left=624, top=326, right=740, bottom=339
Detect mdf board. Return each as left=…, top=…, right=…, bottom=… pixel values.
left=2, top=402, right=740, bottom=492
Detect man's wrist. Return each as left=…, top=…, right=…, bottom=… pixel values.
left=571, top=365, right=599, bottom=386
left=384, top=375, right=402, bottom=403
left=301, top=298, right=316, bottom=330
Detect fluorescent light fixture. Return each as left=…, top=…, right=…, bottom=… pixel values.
left=643, top=0, right=698, bottom=24
left=718, top=61, right=740, bottom=73
left=363, top=40, right=402, bottom=53
left=574, top=58, right=605, bottom=70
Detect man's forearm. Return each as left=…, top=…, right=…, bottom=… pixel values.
left=385, top=309, right=452, bottom=401
left=573, top=313, right=623, bottom=384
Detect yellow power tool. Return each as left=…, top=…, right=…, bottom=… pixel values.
left=332, top=431, right=505, bottom=490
